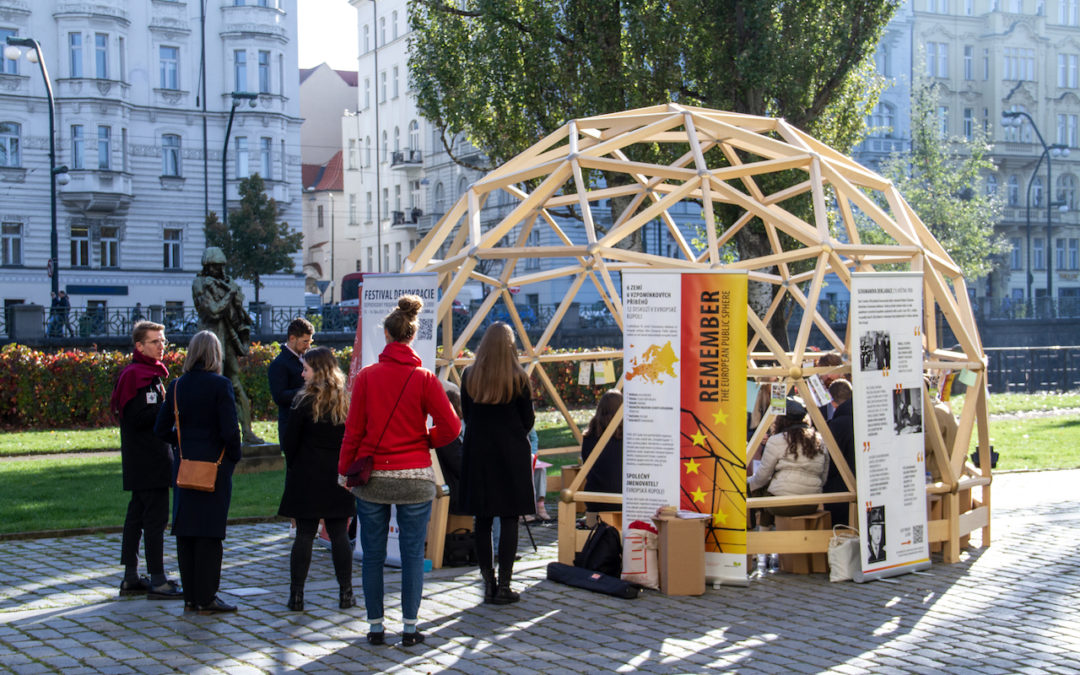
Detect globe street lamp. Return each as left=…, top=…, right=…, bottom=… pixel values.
left=1001, top=111, right=1069, bottom=316
left=222, top=91, right=258, bottom=227
left=5, top=37, right=70, bottom=297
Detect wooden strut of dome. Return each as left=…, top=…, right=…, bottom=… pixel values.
left=409, top=103, right=992, bottom=569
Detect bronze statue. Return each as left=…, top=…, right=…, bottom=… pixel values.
left=193, top=247, right=264, bottom=444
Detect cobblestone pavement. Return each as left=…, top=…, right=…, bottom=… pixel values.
left=1, top=470, right=1078, bottom=674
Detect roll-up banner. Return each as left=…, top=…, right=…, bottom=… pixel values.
left=351, top=272, right=439, bottom=566
left=850, top=272, right=931, bottom=582
left=622, top=271, right=748, bottom=586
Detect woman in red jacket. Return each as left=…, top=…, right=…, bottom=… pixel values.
left=338, top=295, right=460, bottom=648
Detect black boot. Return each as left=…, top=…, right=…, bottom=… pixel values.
left=492, top=569, right=520, bottom=605
left=480, top=567, right=497, bottom=604
left=338, top=586, right=354, bottom=609
left=287, top=584, right=304, bottom=611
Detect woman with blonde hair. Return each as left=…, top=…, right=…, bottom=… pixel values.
left=460, top=322, right=535, bottom=605
left=338, top=295, right=459, bottom=647
left=278, top=347, right=355, bottom=612
left=154, top=330, right=242, bottom=614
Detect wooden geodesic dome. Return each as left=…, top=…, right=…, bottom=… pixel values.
left=409, top=103, right=991, bottom=565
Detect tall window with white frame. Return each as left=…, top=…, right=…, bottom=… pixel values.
left=162, top=134, right=181, bottom=176
left=100, top=226, right=119, bottom=268
left=1070, top=238, right=1080, bottom=270
left=236, top=136, right=249, bottom=177
left=1058, top=174, right=1077, bottom=208
left=1034, top=176, right=1044, bottom=206
left=163, top=228, right=182, bottom=269
left=97, top=126, right=111, bottom=170
left=1007, top=174, right=1019, bottom=206
left=964, top=45, right=973, bottom=80
left=1059, top=53, right=1078, bottom=88
left=159, top=46, right=179, bottom=89
left=70, top=225, right=89, bottom=267
left=1009, top=237, right=1022, bottom=271
left=0, top=28, right=17, bottom=75
left=1, top=222, right=21, bottom=266
left=118, top=36, right=125, bottom=82
left=963, top=108, right=974, bottom=140
left=349, top=193, right=357, bottom=225
left=69, top=32, right=82, bottom=78
left=1034, top=237, right=1046, bottom=269
left=258, top=50, right=270, bottom=93
left=366, top=192, right=372, bottom=222
left=408, top=120, right=419, bottom=152
left=71, top=125, right=84, bottom=169
left=0, top=122, right=20, bottom=167
left=95, top=33, right=107, bottom=79
left=260, top=137, right=272, bottom=178
left=926, top=42, right=948, bottom=77
left=234, top=50, right=247, bottom=91
left=364, top=78, right=370, bottom=108
left=1057, top=238, right=1068, bottom=270
left=1062, top=0, right=1079, bottom=26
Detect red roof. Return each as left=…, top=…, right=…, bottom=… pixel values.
left=311, top=151, right=344, bottom=192
left=301, top=163, right=322, bottom=189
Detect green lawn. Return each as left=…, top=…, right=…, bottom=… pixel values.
left=0, top=421, right=279, bottom=457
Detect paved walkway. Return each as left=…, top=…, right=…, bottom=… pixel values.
left=1, top=471, right=1078, bottom=674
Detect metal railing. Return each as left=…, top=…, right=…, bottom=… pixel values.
left=985, top=346, right=1080, bottom=393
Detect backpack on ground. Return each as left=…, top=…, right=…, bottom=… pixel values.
left=573, top=520, right=622, bottom=577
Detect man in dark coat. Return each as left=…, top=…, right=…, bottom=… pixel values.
left=268, top=317, right=313, bottom=441
left=823, top=378, right=856, bottom=527
left=109, top=321, right=182, bottom=599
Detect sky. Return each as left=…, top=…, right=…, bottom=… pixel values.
left=297, top=0, right=360, bottom=71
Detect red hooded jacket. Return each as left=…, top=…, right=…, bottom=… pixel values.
left=338, top=341, right=460, bottom=474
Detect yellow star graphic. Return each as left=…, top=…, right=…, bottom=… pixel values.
left=712, top=408, right=729, bottom=426
left=712, top=510, right=728, bottom=526
left=690, top=430, right=707, bottom=447
left=690, top=487, right=707, bottom=503
left=684, top=457, right=700, bottom=474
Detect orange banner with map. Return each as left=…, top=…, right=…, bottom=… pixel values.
left=679, top=274, right=748, bottom=556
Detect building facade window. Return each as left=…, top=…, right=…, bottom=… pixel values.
left=71, top=125, right=84, bottom=169
left=926, top=42, right=948, bottom=77
left=94, top=33, right=108, bottom=79
left=348, top=139, right=357, bottom=169
left=1070, top=237, right=1080, bottom=269
left=382, top=187, right=389, bottom=215
left=258, top=50, right=271, bottom=93
left=159, top=46, right=179, bottom=89
left=380, top=70, right=387, bottom=102
left=100, top=226, right=119, bottom=268
left=410, top=180, right=420, bottom=209
left=1009, top=237, right=1022, bottom=270
left=163, top=228, right=182, bottom=269
left=1034, top=175, right=1044, bottom=206
left=236, top=136, right=249, bottom=177
left=1058, top=174, right=1077, bottom=208
left=162, top=134, right=181, bottom=176
left=392, top=10, right=399, bottom=40
left=70, top=226, right=90, bottom=267
left=963, top=108, right=974, bottom=140
left=1034, top=237, right=1045, bottom=269
left=0, top=29, right=17, bottom=75
left=937, top=105, right=949, bottom=137
left=1, top=222, right=21, bottom=266
left=394, top=184, right=401, bottom=211
left=97, top=126, right=111, bottom=170
left=395, top=242, right=402, bottom=270
left=986, top=174, right=998, bottom=196
left=1057, top=238, right=1068, bottom=269
left=1003, top=47, right=1036, bottom=80
left=381, top=131, right=388, bottom=162
left=0, top=122, right=20, bottom=167
left=365, top=136, right=371, bottom=166
left=349, top=193, right=357, bottom=224
left=870, top=102, right=894, bottom=136
left=367, top=247, right=373, bottom=271
left=1059, top=53, right=1078, bottom=87
left=363, top=25, right=370, bottom=53
left=394, top=126, right=400, bottom=153
left=364, top=78, right=371, bottom=108
left=317, top=204, right=324, bottom=228
left=260, top=137, right=272, bottom=178
left=1062, top=0, right=1079, bottom=25
left=964, top=45, right=974, bottom=80
left=392, top=66, right=399, bottom=98
left=118, top=36, right=125, bottom=82
left=366, top=191, right=373, bottom=221
left=1007, top=174, right=1020, bottom=205
left=69, top=32, right=83, bottom=78
left=379, top=17, right=386, bottom=46
left=234, top=50, right=247, bottom=91
left=409, top=120, right=419, bottom=150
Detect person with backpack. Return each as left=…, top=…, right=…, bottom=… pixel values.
left=460, top=322, right=536, bottom=605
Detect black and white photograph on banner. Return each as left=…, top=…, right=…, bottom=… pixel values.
left=891, top=386, right=923, bottom=435
left=859, top=330, right=892, bottom=371
left=866, top=506, right=886, bottom=564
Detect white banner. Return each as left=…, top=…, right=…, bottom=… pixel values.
left=851, top=272, right=931, bottom=581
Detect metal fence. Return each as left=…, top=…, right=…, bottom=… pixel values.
left=985, top=346, right=1080, bottom=393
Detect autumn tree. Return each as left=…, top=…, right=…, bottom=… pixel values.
left=410, top=0, right=899, bottom=345
left=204, top=173, right=303, bottom=305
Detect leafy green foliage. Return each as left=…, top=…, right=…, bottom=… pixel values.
left=204, top=174, right=303, bottom=304
left=874, top=75, right=1006, bottom=279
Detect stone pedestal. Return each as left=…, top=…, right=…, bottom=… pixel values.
left=236, top=442, right=283, bottom=473
left=10, top=304, right=45, bottom=341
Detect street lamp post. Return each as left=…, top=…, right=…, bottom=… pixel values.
left=222, top=92, right=258, bottom=227
left=1002, top=111, right=1069, bottom=316
left=5, top=37, right=70, bottom=298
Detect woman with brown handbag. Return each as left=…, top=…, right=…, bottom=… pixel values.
left=154, top=330, right=242, bottom=614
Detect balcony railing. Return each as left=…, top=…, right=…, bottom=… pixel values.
left=390, top=149, right=423, bottom=168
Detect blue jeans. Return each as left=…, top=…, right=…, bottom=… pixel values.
left=356, top=499, right=432, bottom=623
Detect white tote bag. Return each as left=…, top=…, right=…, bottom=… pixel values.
left=828, top=524, right=860, bottom=582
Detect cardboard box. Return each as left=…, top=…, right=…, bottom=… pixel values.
left=653, top=516, right=707, bottom=596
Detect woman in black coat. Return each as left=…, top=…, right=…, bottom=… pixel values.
left=277, top=347, right=355, bottom=611
left=154, top=330, right=242, bottom=614
left=460, top=322, right=535, bottom=605
left=580, top=390, right=624, bottom=521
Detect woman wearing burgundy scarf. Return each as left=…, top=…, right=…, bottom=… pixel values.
left=110, top=321, right=182, bottom=599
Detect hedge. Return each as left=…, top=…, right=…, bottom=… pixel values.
left=0, top=343, right=617, bottom=430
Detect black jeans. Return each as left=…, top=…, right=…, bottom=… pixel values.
left=175, top=536, right=223, bottom=607
left=120, top=489, right=169, bottom=576
left=291, top=518, right=353, bottom=590
left=474, top=516, right=518, bottom=577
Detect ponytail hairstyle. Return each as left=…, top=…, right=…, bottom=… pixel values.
left=293, top=347, right=349, bottom=425
left=466, top=322, right=529, bottom=404
left=383, top=294, right=422, bottom=343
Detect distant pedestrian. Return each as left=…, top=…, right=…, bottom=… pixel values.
left=154, top=330, right=243, bottom=614
left=460, top=322, right=536, bottom=605
left=57, top=290, right=71, bottom=336
left=109, top=321, right=183, bottom=600
left=268, top=317, right=314, bottom=441
left=278, top=347, right=355, bottom=612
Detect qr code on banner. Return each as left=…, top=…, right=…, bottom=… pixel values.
left=417, top=318, right=433, bottom=341
left=912, top=524, right=924, bottom=545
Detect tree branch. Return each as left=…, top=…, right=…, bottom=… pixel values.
left=416, top=0, right=574, bottom=45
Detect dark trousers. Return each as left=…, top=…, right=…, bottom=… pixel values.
left=175, top=536, right=223, bottom=607
left=474, top=516, right=518, bottom=580
left=291, top=518, right=352, bottom=590
left=120, top=489, right=169, bottom=576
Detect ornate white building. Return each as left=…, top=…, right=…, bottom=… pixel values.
left=0, top=0, right=304, bottom=325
